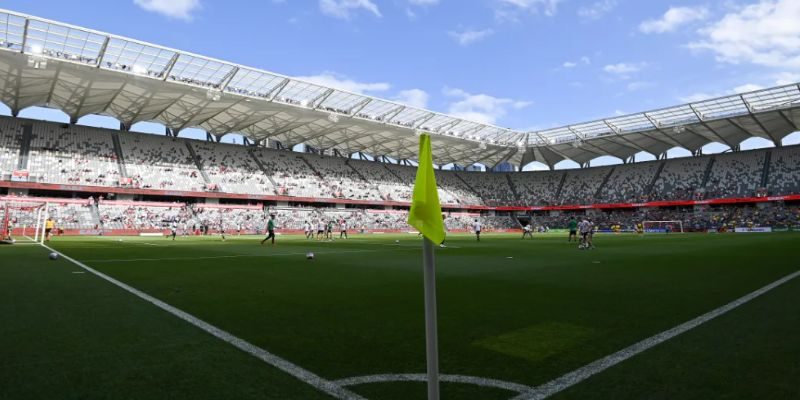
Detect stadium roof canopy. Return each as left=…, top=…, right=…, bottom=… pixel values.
left=0, top=8, right=798, bottom=168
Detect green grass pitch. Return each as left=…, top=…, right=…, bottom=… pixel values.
left=1, top=232, right=799, bottom=399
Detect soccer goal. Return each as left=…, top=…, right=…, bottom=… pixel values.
left=1, top=200, right=48, bottom=244
left=642, top=220, right=684, bottom=234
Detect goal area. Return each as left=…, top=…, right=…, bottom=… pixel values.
left=642, top=220, right=684, bottom=234
left=1, top=200, right=48, bottom=244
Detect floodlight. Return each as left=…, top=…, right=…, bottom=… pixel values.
left=206, top=90, right=221, bottom=101
left=131, top=65, right=147, bottom=75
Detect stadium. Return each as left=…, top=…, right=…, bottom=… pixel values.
left=1, top=3, right=799, bottom=400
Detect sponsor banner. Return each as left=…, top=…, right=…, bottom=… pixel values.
left=644, top=228, right=667, bottom=233
left=11, top=170, right=29, bottom=182
left=734, top=227, right=772, bottom=233
left=78, top=229, right=102, bottom=235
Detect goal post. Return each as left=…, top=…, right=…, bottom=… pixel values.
left=642, top=220, right=684, bottom=234
left=1, top=200, right=48, bottom=244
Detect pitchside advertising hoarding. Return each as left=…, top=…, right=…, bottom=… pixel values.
left=734, top=227, right=773, bottom=233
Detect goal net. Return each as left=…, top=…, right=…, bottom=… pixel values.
left=642, top=220, right=684, bottom=234
left=1, top=200, right=48, bottom=244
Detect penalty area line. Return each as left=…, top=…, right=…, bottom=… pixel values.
left=39, top=243, right=366, bottom=400
left=511, top=269, right=800, bottom=400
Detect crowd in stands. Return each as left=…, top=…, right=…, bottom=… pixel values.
left=192, top=141, right=274, bottom=195
left=304, top=155, right=381, bottom=201
left=769, top=147, right=800, bottom=195
left=704, top=151, right=765, bottom=199
left=525, top=204, right=800, bottom=232
left=3, top=117, right=800, bottom=208
left=27, top=124, right=121, bottom=186
left=254, top=150, right=329, bottom=198
left=596, top=162, right=660, bottom=204
left=650, top=157, right=709, bottom=201
left=98, top=202, right=191, bottom=230
left=508, top=170, right=562, bottom=206
left=119, top=134, right=206, bottom=191
left=0, top=119, right=23, bottom=179
left=459, top=171, right=516, bottom=206
left=559, top=167, right=613, bottom=205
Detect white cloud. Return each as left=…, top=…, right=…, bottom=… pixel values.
left=774, top=72, right=800, bottom=85
left=395, top=89, right=430, bottom=109
left=133, top=0, right=200, bottom=21
left=448, top=29, right=494, bottom=46
left=733, top=83, right=764, bottom=94
left=679, top=92, right=718, bottom=103
left=495, top=0, right=562, bottom=20
left=627, top=81, right=655, bottom=91
left=639, top=6, right=708, bottom=34
left=679, top=82, right=773, bottom=103
left=561, top=56, right=590, bottom=69
left=578, top=0, right=618, bottom=20
left=294, top=72, right=390, bottom=94
left=319, top=0, right=381, bottom=19
left=603, top=62, right=645, bottom=74
left=688, top=0, right=800, bottom=68
left=443, top=87, right=531, bottom=125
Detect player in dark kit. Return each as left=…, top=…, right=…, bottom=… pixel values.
left=261, top=214, right=276, bottom=246
left=568, top=217, right=578, bottom=242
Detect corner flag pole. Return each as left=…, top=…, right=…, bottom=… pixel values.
left=422, top=237, right=440, bottom=400
left=406, top=133, right=446, bottom=400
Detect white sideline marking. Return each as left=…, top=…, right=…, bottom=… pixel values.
left=511, top=270, right=800, bottom=400
left=40, top=243, right=366, bottom=400
left=335, top=373, right=534, bottom=394
left=83, top=249, right=379, bottom=263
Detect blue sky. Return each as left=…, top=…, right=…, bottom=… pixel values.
left=2, top=0, right=799, bottom=170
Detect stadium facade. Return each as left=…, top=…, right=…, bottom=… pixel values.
left=0, top=8, right=799, bottom=236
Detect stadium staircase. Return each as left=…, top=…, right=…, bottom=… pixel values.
left=594, top=167, right=616, bottom=200
left=299, top=155, right=337, bottom=196
left=344, top=159, right=383, bottom=195
left=761, top=150, right=772, bottom=188
left=555, top=172, right=568, bottom=199
left=88, top=202, right=102, bottom=228
left=16, top=123, right=32, bottom=170
left=700, top=157, right=716, bottom=189
left=505, top=174, right=521, bottom=200
left=382, top=163, right=407, bottom=183
left=110, top=132, right=128, bottom=178
left=246, top=148, right=280, bottom=192
left=184, top=141, right=212, bottom=184
left=644, top=160, right=665, bottom=198
left=454, top=173, right=486, bottom=204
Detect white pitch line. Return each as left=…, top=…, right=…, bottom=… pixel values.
left=40, top=243, right=366, bottom=400
left=82, top=249, right=379, bottom=263
left=511, top=269, right=800, bottom=400
left=335, top=373, right=534, bottom=394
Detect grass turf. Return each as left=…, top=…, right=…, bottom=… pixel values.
left=1, top=232, right=798, bottom=399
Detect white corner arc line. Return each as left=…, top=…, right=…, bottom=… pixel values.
left=335, top=373, right=534, bottom=394
left=511, top=270, right=800, bottom=400
left=40, top=243, right=366, bottom=400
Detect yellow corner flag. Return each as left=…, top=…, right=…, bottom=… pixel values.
left=407, top=134, right=446, bottom=245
